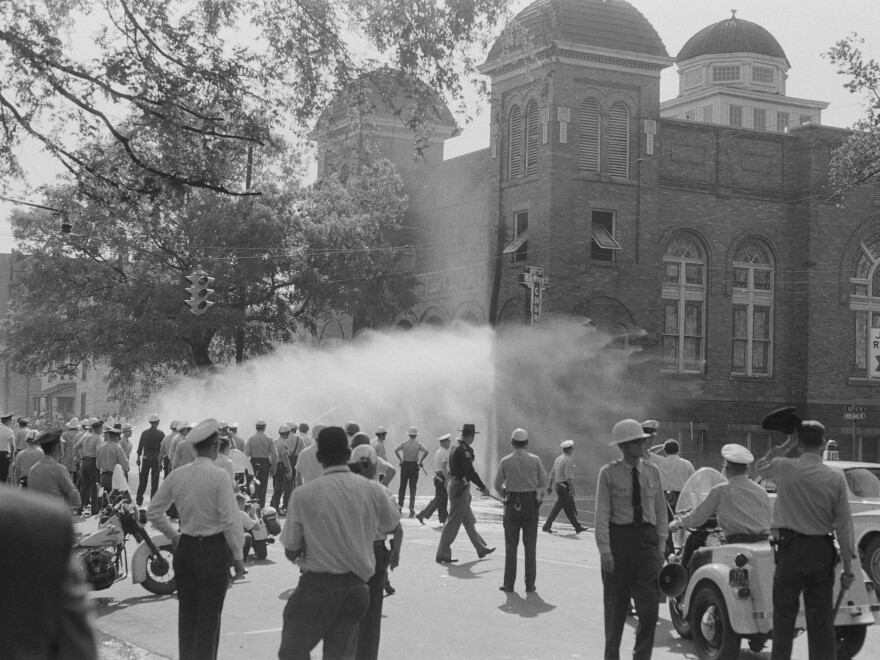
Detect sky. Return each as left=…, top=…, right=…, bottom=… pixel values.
left=1, top=0, right=878, bottom=253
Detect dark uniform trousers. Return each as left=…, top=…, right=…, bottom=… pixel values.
left=356, top=540, right=391, bottom=660
left=397, top=461, right=419, bottom=512
left=270, top=463, right=290, bottom=510
left=771, top=532, right=837, bottom=660
left=175, top=533, right=230, bottom=660
left=250, top=457, right=271, bottom=507
left=603, top=523, right=661, bottom=660
left=419, top=474, right=448, bottom=523
left=502, top=492, right=539, bottom=590
left=0, top=451, right=10, bottom=482
left=543, top=483, right=583, bottom=532
left=79, top=457, right=99, bottom=513
left=136, top=457, right=161, bottom=504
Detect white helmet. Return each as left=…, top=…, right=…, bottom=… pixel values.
left=511, top=428, right=529, bottom=443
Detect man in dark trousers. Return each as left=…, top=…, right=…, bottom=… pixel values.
left=543, top=439, right=588, bottom=534
left=148, top=418, right=245, bottom=660
left=756, top=416, right=856, bottom=660
left=135, top=414, right=165, bottom=505
left=416, top=433, right=452, bottom=525
left=435, top=423, right=495, bottom=563
left=0, top=488, right=97, bottom=660
left=245, top=419, right=277, bottom=507
left=494, top=428, right=547, bottom=593
left=595, top=419, right=667, bottom=660
left=394, top=426, right=428, bottom=517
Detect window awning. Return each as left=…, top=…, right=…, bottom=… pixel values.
left=34, top=382, right=77, bottom=398
left=503, top=231, right=529, bottom=254
left=591, top=225, right=622, bottom=250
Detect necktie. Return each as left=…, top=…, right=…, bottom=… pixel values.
left=632, top=466, right=643, bottom=524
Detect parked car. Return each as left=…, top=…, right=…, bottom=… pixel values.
left=664, top=468, right=879, bottom=660
left=755, top=459, right=880, bottom=588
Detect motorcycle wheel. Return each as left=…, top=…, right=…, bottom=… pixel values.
left=835, top=625, right=867, bottom=660
left=862, top=536, right=880, bottom=589
left=690, top=585, right=741, bottom=660
left=669, top=597, right=693, bottom=639
left=141, top=543, right=177, bottom=595
left=253, top=539, right=268, bottom=560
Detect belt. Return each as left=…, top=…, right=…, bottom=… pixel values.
left=100, top=471, right=113, bottom=476
left=610, top=522, right=656, bottom=529
left=181, top=532, right=225, bottom=545
left=507, top=490, right=536, bottom=494
left=778, top=528, right=832, bottom=540
left=726, top=533, right=769, bottom=544
left=300, top=571, right=366, bottom=587
left=402, top=460, right=418, bottom=464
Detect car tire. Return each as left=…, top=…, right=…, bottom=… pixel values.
left=669, top=597, right=693, bottom=639
left=835, top=624, right=867, bottom=660
left=861, top=536, right=880, bottom=589
left=690, top=584, right=741, bottom=660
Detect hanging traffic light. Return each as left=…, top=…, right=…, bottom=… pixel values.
left=184, top=271, right=215, bottom=315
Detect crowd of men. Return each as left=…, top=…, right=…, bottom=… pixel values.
left=0, top=406, right=862, bottom=660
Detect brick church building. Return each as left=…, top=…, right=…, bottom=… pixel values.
left=313, top=0, right=880, bottom=465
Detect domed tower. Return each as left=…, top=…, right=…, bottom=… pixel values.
left=660, top=11, right=827, bottom=131
left=477, top=0, right=673, bottom=328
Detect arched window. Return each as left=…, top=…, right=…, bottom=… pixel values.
left=578, top=98, right=600, bottom=172
left=607, top=102, right=630, bottom=178
left=524, top=100, right=539, bottom=176
left=731, top=241, right=774, bottom=376
left=662, top=234, right=706, bottom=373
left=508, top=105, right=522, bottom=180
left=849, top=236, right=880, bottom=379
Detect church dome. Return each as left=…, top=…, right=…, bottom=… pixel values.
left=677, top=12, right=788, bottom=66
left=485, top=0, right=668, bottom=63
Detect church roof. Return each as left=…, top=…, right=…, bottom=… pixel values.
left=677, top=13, right=789, bottom=66
left=485, top=0, right=668, bottom=64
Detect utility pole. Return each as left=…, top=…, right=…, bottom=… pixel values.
left=235, top=145, right=254, bottom=365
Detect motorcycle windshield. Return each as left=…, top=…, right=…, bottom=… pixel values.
left=675, top=467, right=727, bottom=515
left=111, top=464, right=130, bottom=494
left=229, top=449, right=251, bottom=474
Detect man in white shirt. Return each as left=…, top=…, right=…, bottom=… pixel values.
left=416, top=433, right=452, bottom=525
left=279, top=426, right=400, bottom=660
left=0, top=412, right=18, bottom=482
left=148, top=419, right=245, bottom=660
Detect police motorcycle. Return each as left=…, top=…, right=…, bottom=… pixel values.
left=73, top=465, right=176, bottom=595
left=660, top=468, right=878, bottom=660
left=230, top=450, right=281, bottom=560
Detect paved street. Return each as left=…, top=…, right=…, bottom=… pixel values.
left=87, top=494, right=880, bottom=660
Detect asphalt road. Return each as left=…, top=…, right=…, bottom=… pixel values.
left=85, top=493, right=880, bottom=660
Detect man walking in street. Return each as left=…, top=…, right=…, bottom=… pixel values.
left=74, top=419, right=103, bottom=514
left=756, top=416, right=856, bottom=660
left=245, top=419, right=277, bottom=507
left=159, top=420, right=179, bottom=476
left=135, top=414, right=165, bottom=505
left=148, top=418, right=245, bottom=660
left=543, top=439, right=588, bottom=535
left=596, top=419, right=667, bottom=660
left=435, top=424, right=495, bottom=563
left=278, top=426, right=401, bottom=659
left=0, top=411, right=16, bottom=481
left=494, top=428, right=547, bottom=593
left=394, top=426, right=428, bottom=517
left=416, top=433, right=452, bottom=525
left=270, top=425, right=293, bottom=511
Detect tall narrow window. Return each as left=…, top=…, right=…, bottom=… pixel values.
left=512, top=211, right=528, bottom=263
left=591, top=210, right=620, bottom=262
left=731, top=241, right=774, bottom=376
left=849, top=237, right=880, bottom=379
left=729, top=105, right=743, bottom=127
left=607, top=102, right=629, bottom=178
left=524, top=100, right=539, bottom=176
left=578, top=98, right=600, bottom=172
left=776, top=112, right=790, bottom=133
left=662, top=234, right=706, bottom=373
left=753, top=108, right=767, bottom=131
left=508, top=105, right=522, bottom=180
left=702, top=105, right=713, bottom=123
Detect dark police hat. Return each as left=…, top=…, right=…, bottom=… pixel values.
left=460, top=423, right=479, bottom=436
left=34, top=429, right=63, bottom=447
left=761, top=406, right=802, bottom=435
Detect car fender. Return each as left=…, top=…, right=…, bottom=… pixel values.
left=681, top=566, right=763, bottom=635
left=131, top=533, right=173, bottom=584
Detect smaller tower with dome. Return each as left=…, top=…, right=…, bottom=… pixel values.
left=660, top=11, right=827, bottom=132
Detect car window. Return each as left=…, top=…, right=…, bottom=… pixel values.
left=846, top=468, right=880, bottom=498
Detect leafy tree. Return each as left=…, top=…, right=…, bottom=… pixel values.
left=826, top=34, right=880, bottom=195
left=2, top=136, right=415, bottom=408
left=0, top=0, right=510, bottom=196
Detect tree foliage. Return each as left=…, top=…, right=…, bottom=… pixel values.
left=0, top=0, right=510, bottom=196
left=826, top=34, right=880, bottom=195
left=2, top=137, right=416, bottom=408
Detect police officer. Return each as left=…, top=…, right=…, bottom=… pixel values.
left=494, top=428, right=547, bottom=592
left=0, top=411, right=15, bottom=481
left=270, top=425, right=293, bottom=511
left=416, top=433, right=452, bottom=525
left=245, top=419, right=277, bottom=507
left=96, top=425, right=129, bottom=496
left=60, top=417, right=81, bottom=485
left=543, top=439, right=588, bottom=535
left=136, top=414, right=165, bottom=505
left=595, top=419, right=667, bottom=660
left=756, top=418, right=856, bottom=660
left=28, top=429, right=82, bottom=510
left=394, top=426, right=428, bottom=517
left=12, top=430, right=43, bottom=487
